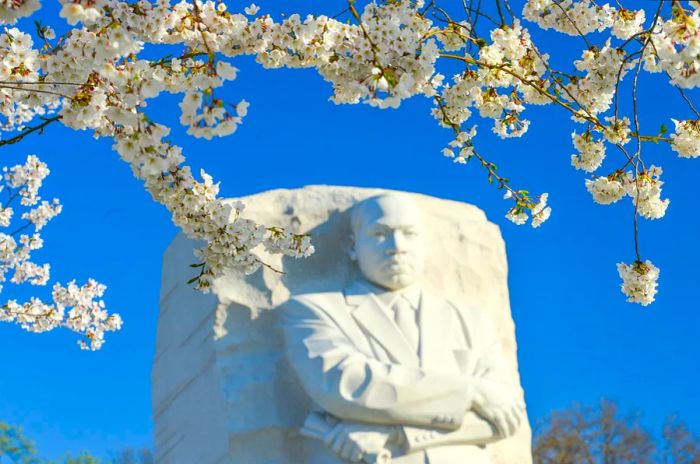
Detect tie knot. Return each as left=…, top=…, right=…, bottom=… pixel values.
left=391, top=296, right=414, bottom=312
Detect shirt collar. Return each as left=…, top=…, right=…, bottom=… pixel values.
left=359, top=279, right=421, bottom=309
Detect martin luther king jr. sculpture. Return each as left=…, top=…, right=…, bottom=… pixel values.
left=154, top=186, right=531, bottom=464
left=281, top=193, right=526, bottom=464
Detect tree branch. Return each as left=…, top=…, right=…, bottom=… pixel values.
left=0, top=116, right=62, bottom=147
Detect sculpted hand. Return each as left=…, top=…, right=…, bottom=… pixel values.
left=471, top=378, right=525, bottom=437
left=324, top=422, right=397, bottom=463
left=474, top=402, right=524, bottom=437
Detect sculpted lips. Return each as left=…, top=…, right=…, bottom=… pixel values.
left=383, top=259, right=413, bottom=273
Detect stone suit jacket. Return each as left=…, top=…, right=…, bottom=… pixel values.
left=281, top=280, right=514, bottom=464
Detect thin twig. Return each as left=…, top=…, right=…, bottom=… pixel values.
left=495, top=0, right=506, bottom=25
left=459, top=0, right=499, bottom=27
left=331, top=6, right=351, bottom=20
left=672, top=83, right=700, bottom=119
left=0, top=85, right=71, bottom=99
left=551, top=0, right=592, bottom=48
left=629, top=38, right=651, bottom=262
left=0, top=116, right=62, bottom=147
left=502, top=0, right=516, bottom=21
left=433, top=95, right=529, bottom=206
left=0, top=80, right=82, bottom=86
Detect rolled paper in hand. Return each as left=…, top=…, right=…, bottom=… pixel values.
left=300, top=412, right=393, bottom=464
left=299, top=412, right=333, bottom=441
left=364, top=449, right=391, bottom=464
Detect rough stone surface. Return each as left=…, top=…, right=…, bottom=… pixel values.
left=152, top=185, right=532, bottom=464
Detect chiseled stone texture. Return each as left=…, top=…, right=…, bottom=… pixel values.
left=152, top=185, right=532, bottom=464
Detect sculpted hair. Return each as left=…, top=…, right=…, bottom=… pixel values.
left=349, top=193, right=418, bottom=236
left=350, top=196, right=377, bottom=237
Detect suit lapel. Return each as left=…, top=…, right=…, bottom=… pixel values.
left=344, top=281, right=419, bottom=368
left=419, top=291, right=454, bottom=369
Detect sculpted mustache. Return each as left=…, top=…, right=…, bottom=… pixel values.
left=381, top=260, right=414, bottom=267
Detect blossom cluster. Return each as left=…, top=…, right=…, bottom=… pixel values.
left=431, top=20, right=552, bottom=227
left=523, top=0, right=616, bottom=36
left=651, top=8, right=700, bottom=88
left=0, top=0, right=39, bottom=25
left=568, top=40, right=634, bottom=116
left=0, top=155, right=121, bottom=350
left=0, top=1, right=321, bottom=289
left=524, top=0, right=644, bottom=40
left=617, top=260, right=660, bottom=306
left=670, top=119, right=700, bottom=158
left=0, top=0, right=696, bottom=319
left=571, top=131, right=606, bottom=172
left=586, top=166, right=669, bottom=220
left=504, top=191, right=551, bottom=228
left=442, top=127, right=477, bottom=164
left=612, top=9, right=646, bottom=40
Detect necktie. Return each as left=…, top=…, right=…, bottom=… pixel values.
left=392, top=297, right=419, bottom=353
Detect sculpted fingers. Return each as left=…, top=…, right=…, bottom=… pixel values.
left=324, top=425, right=392, bottom=462
left=331, top=426, right=348, bottom=456
left=514, top=410, right=523, bottom=431
left=349, top=443, right=365, bottom=463
left=325, top=423, right=343, bottom=448
left=511, top=405, right=524, bottom=427
left=339, top=437, right=357, bottom=461
left=512, top=401, right=527, bottom=427
left=493, top=405, right=516, bottom=436
left=503, top=409, right=518, bottom=436
left=492, top=410, right=509, bottom=437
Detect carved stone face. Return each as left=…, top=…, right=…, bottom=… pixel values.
left=351, top=194, right=426, bottom=291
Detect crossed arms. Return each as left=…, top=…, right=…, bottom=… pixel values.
left=281, top=296, right=524, bottom=460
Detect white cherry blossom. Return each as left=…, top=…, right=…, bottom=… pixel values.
left=586, top=176, right=626, bottom=205
left=0, top=0, right=697, bottom=320
left=670, top=119, right=700, bottom=158
left=531, top=193, right=552, bottom=228
left=0, top=155, right=120, bottom=349
left=571, top=131, right=606, bottom=172
left=651, top=9, right=700, bottom=88
left=0, top=0, right=40, bottom=24
left=617, top=260, right=659, bottom=306
left=523, top=0, right=615, bottom=36
left=602, top=116, right=631, bottom=146
left=626, top=166, right=670, bottom=220
left=611, top=9, right=646, bottom=40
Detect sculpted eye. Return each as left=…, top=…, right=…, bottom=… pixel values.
left=371, top=230, right=386, bottom=240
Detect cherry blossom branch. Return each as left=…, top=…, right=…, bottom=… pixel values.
left=0, top=116, right=61, bottom=147
left=433, top=94, right=549, bottom=226
left=0, top=0, right=695, bottom=317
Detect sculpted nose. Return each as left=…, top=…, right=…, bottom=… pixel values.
left=385, top=232, right=398, bottom=255
left=386, top=231, right=407, bottom=255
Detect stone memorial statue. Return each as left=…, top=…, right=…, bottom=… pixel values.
left=153, top=186, right=532, bottom=464
left=283, top=193, right=524, bottom=463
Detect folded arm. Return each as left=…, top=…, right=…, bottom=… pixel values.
left=398, top=304, right=525, bottom=450
left=282, top=297, right=473, bottom=430
left=400, top=412, right=500, bottom=452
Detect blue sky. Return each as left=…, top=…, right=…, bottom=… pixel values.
left=0, top=0, right=698, bottom=459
